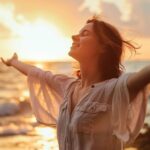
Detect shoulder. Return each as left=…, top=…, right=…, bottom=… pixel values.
left=103, top=72, right=133, bottom=98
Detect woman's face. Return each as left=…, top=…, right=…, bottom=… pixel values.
left=68, top=22, right=103, bottom=62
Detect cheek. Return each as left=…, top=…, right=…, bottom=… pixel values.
left=80, top=39, right=100, bottom=56
left=69, top=38, right=100, bottom=60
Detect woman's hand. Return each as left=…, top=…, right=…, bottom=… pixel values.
left=1, top=52, right=35, bottom=76
left=1, top=52, right=18, bottom=66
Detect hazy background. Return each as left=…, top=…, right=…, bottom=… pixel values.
left=0, top=0, right=150, bottom=61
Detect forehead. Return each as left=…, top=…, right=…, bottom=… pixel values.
left=79, top=22, right=94, bottom=33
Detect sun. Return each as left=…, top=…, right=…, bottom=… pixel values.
left=13, top=19, right=71, bottom=61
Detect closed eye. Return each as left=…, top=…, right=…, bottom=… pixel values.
left=80, top=30, right=90, bottom=36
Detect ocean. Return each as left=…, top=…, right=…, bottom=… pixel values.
left=0, top=60, right=150, bottom=150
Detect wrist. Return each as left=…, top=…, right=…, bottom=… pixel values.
left=10, top=59, right=18, bottom=66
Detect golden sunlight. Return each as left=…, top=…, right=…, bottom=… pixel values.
left=35, top=126, right=59, bottom=150
left=20, top=90, right=29, bottom=102
left=13, top=19, right=71, bottom=61
left=34, top=62, right=45, bottom=69
left=35, top=126, right=56, bottom=138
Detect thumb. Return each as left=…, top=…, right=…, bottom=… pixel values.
left=14, top=52, right=18, bottom=58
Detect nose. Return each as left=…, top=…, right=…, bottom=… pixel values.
left=72, top=34, right=79, bottom=41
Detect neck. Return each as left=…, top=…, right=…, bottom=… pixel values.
left=79, top=61, right=104, bottom=89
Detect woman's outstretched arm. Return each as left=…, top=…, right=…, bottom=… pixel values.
left=1, top=52, right=35, bottom=76
left=127, top=66, right=150, bottom=102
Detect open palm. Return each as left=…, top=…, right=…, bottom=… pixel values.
left=1, top=53, right=18, bottom=66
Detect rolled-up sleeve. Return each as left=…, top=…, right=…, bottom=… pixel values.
left=110, top=72, right=150, bottom=144
left=27, top=66, right=76, bottom=126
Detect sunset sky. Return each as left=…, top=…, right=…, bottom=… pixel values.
left=0, top=0, right=150, bottom=61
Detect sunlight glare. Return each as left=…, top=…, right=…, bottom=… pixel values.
left=19, top=90, right=29, bottom=102
left=35, top=126, right=56, bottom=138
left=15, top=19, right=71, bottom=61
left=34, top=63, right=45, bottom=69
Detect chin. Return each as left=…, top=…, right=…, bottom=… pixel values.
left=68, top=49, right=72, bottom=56
left=68, top=50, right=79, bottom=61
left=68, top=51, right=74, bottom=58
left=68, top=47, right=75, bottom=55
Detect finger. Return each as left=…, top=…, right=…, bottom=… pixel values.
left=0, top=57, right=6, bottom=64
left=12, top=53, right=15, bottom=58
left=14, top=52, right=18, bottom=58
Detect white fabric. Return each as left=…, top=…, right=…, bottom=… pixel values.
left=27, top=66, right=76, bottom=126
left=111, top=72, right=150, bottom=145
left=26, top=67, right=150, bottom=149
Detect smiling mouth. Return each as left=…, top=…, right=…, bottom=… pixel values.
left=72, top=42, right=80, bottom=47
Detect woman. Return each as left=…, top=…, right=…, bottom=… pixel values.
left=1, top=16, right=150, bottom=150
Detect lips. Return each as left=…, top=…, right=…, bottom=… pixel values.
left=72, top=42, right=80, bottom=47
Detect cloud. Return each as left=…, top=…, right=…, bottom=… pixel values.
left=80, top=0, right=150, bottom=37
left=79, top=0, right=101, bottom=14
left=126, top=0, right=150, bottom=37
left=79, top=0, right=131, bottom=21
left=0, top=0, right=149, bottom=38
left=0, top=3, right=29, bottom=38
left=0, top=1, right=91, bottom=60
left=0, top=3, right=16, bottom=38
left=0, top=0, right=91, bottom=38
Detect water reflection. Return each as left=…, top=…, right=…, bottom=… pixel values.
left=35, top=126, right=59, bottom=150
left=20, top=90, right=29, bottom=102
left=35, top=63, right=45, bottom=69
left=35, top=126, right=56, bottom=138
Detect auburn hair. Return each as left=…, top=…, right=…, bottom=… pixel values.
left=75, top=15, right=139, bottom=80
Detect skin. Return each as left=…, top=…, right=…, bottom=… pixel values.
left=1, top=53, right=35, bottom=76
left=67, top=22, right=110, bottom=109
left=68, top=22, right=105, bottom=90
left=1, top=22, right=150, bottom=103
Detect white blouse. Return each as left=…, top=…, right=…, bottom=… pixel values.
left=27, top=66, right=150, bottom=150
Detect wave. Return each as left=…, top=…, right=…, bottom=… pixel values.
left=0, top=123, right=33, bottom=136
left=0, top=100, right=20, bottom=116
